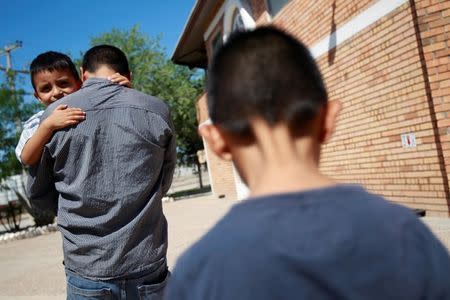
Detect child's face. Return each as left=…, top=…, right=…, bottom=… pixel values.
left=33, top=69, right=81, bottom=106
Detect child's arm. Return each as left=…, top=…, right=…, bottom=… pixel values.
left=21, top=104, right=86, bottom=166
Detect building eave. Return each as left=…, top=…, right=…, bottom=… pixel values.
left=172, top=0, right=223, bottom=69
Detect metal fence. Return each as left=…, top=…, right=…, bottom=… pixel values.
left=168, top=165, right=210, bottom=197
left=0, top=165, right=210, bottom=205
left=0, top=174, right=26, bottom=206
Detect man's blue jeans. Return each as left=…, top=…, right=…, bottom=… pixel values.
left=65, top=263, right=169, bottom=300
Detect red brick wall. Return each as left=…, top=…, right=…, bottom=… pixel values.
left=414, top=0, right=450, bottom=215
left=203, top=21, right=240, bottom=200
left=271, top=0, right=375, bottom=46
left=204, top=145, right=239, bottom=200
left=196, top=92, right=208, bottom=124
left=268, top=0, right=449, bottom=216
left=197, top=94, right=238, bottom=200
left=195, top=0, right=450, bottom=214
left=206, top=16, right=224, bottom=63
left=249, top=0, right=267, bottom=21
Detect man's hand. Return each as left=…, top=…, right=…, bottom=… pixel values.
left=108, top=73, right=132, bottom=87
left=42, top=104, right=86, bottom=131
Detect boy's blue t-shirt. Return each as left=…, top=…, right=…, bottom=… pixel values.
left=167, top=185, right=450, bottom=300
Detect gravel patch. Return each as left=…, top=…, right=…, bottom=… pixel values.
left=0, top=224, right=58, bottom=244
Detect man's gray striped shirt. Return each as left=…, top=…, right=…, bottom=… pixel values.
left=27, top=78, right=176, bottom=280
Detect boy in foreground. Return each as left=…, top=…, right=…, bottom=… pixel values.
left=15, top=51, right=129, bottom=166
left=166, top=27, right=450, bottom=300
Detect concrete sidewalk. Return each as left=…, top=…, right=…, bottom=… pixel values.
left=0, top=194, right=449, bottom=300
left=422, top=217, right=450, bottom=251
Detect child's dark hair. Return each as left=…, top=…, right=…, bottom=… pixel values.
left=82, top=45, right=130, bottom=76
left=30, top=51, right=80, bottom=90
left=207, top=26, right=328, bottom=138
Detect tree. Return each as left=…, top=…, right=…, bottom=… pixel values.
left=0, top=72, right=34, bottom=179
left=0, top=71, right=55, bottom=228
left=87, top=26, right=205, bottom=164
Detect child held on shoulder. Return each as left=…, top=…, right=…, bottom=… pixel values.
left=16, top=51, right=130, bottom=165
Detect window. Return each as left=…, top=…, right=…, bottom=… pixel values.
left=267, top=0, right=290, bottom=16
left=231, top=9, right=245, bottom=32
left=223, top=2, right=255, bottom=42
left=211, top=30, right=223, bottom=56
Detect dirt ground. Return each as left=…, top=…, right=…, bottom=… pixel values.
left=0, top=194, right=235, bottom=300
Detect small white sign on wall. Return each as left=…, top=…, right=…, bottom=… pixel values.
left=401, top=133, right=417, bottom=148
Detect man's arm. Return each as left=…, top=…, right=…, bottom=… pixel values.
left=161, top=118, right=177, bottom=195
left=25, top=108, right=61, bottom=215
left=26, top=146, right=58, bottom=215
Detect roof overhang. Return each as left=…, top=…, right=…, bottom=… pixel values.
left=172, top=0, right=224, bottom=69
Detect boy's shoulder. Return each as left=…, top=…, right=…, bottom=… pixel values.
left=175, top=185, right=433, bottom=271
left=23, top=110, right=45, bottom=127
left=121, top=87, right=171, bottom=117
left=183, top=184, right=409, bottom=242
left=223, top=184, right=416, bottom=227
left=170, top=185, right=450, bottom=299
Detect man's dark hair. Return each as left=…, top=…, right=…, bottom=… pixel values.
left=30, top=51, right=80, bottom=90
left=207, top=26, right=328, bottom=138
left=82, top=45, right=130, bottom=76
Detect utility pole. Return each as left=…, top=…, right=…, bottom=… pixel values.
left=0, top=40, right=29, bottom=90
left=0, top=40, right=23, bottom=71
left=0, top=41, right=29, bottom=128
left=0, top=41, right=29, bottom=88
left=0, top=41, right=30, bottom=219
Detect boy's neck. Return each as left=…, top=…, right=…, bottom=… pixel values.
left=231, top=119, right=336, bottom=198
left=247, top=162, right=336, bottom=197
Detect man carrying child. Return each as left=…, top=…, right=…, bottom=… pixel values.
left=26, top=45, right=175, bottom=299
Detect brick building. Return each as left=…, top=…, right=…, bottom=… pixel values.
left=172, top=0, right=450, bottom=216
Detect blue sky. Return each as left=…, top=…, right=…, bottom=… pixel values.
left=1, top=0, right=196, bottom=93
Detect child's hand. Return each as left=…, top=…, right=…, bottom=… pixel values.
left=108, top=73, right=131, bottom=87
left=42, top=104, right=86, bottom=131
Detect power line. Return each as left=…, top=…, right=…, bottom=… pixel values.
left=0, top=65, right=29, bottom=74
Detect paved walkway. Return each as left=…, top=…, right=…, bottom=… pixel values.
left=0, top=194, right=449, bottom=299
left=422, top=217, right=450, bottom=250
left=0, top=194, right=235, bottom=300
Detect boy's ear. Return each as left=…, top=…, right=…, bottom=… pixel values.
left=321, top=100, right=342, bottom=143
left=198, top=123, right=232, bottom=161
left=80, top=67, right=87, bottom=82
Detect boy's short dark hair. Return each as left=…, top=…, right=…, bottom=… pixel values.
left=207, top=26, right=328, bottom=138
left=82, top=45, right=130, bottom=76
left=30, top=51, right=80, bottom=90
